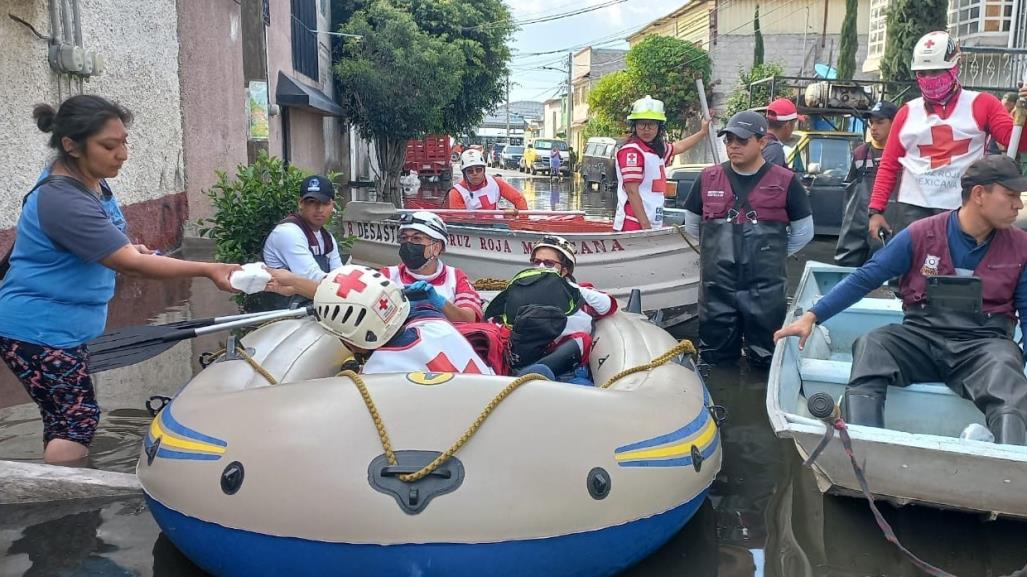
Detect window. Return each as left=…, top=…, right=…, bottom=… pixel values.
left=291, top=0, right=319, bottom=81
left=948, top=0, right=1015, bottom=38
left=585, top=143, right=598, bottom=156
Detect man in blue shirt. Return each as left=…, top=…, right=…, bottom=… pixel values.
left=775, top=155, right=1027, bottom=445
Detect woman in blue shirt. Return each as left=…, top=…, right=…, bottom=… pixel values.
left=0, top=95, right=240, bottom=465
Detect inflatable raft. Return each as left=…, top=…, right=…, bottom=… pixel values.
left=137, top=311, right=722, bottom=577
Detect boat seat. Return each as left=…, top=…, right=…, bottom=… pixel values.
left=798, top=358, right=958, bottom=397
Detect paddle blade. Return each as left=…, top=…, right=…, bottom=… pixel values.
left=86, top=324, right=191, bottom=374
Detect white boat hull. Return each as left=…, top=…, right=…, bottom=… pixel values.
left=768, top=262, right=1027, bottom=519
left=340, top=215, right=700, bottom=313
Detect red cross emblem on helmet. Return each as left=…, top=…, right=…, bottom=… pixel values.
left=334, top=270, right=368, bottom=298
left=378, top=297, right=390, bottom=311
left=925, top=38, right=935, bottom=48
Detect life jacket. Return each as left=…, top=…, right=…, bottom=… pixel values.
left=896, top=91, right=988, bottom=209
left=614, top=139, right=668, bottom=230
left=452, top=176, right=502, bottom=210
left=383, top=263, right=459, bottom=301
left=362, top=306, right=493, bottom=375
left=280, top=213, right=334, bottom=273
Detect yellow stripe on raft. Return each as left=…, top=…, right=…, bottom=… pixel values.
left=614, top=418, right=717, bottom=462
left=149, top=418, right=226, bottom=455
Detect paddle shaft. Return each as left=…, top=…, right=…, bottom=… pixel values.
left=398, top=209, right=585, bottom=217
left=1006, top=69, right=1027, bottom=160
left=174, top=307, right=315, bottom=340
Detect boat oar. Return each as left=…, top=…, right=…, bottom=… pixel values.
left=344, top=201, right=584, bottom=221
left=86, top=306, right=316, bottom=373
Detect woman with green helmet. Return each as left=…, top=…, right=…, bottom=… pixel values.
left=614, top=95, right=710, bottom=231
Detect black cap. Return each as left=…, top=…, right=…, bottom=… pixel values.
left=961, top=155, right=1027, bottom=192
left=300, top=175, right=334, bottom=202
left=864, top=100, right=898, bottom=120
left=718, top=111, right=768, bottom=139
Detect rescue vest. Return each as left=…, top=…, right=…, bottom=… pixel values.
left=363, top=316, right=494, bottom=375
left=699, top=163, right=792, bottom=224
left=453, top=176, right=502, bottom=210
left=614, top=141, right=667, bottom=230
left=896, top=91, right=988, bottom=210
left=900, top=211, right=1027, bottom=320
left=278, top=213, right=334, bottom=273
left=382, top=263, right=459, bottom=302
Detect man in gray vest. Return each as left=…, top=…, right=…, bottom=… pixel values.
left=264, top=175, right=344, bottom=280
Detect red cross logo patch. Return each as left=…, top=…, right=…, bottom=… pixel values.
left=924, top=38, right=935, bottom=48
left=917, top=125, right=971, bottom=169
left=334, top=270, right=368, bottom=298
left=378, top=297, right=390, bottom=311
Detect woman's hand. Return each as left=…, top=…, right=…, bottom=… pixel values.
left=133, top=244, right=157, bottom=255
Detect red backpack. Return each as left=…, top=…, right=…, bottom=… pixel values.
left=457, top=322, right=512, bottom=376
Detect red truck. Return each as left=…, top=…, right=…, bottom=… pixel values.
left=403, top=135, right=452, bottom=181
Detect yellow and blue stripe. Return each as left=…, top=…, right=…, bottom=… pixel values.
left=144, top=402, right=227, bottom=461
left=614, top=393, right=719, bottom=468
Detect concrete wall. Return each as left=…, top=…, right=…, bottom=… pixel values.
left=1, top=0, right=186, bottom=252
left=177, top=0, right=248, bottom=223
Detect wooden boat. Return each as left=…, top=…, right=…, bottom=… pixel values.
left=340, top=201, right=701, bottom=322
left=767, top=262, right=1027, bottom=519
left=138, top=310, right=722, bottom=577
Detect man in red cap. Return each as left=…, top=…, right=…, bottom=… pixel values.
left=763, top=98, right=799, bottom=168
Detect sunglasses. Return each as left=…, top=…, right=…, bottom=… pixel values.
left=530, top=258, right=562, bottom=269
left=465, top=167, right=485, bottom=174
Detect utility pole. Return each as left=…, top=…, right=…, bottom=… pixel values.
left=566, top=51, right=574, bottom=147
left=505, top=72, right=511, bottom=144
left=821, top=0, right=829, bottom=48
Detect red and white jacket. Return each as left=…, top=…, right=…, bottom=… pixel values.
left=614, top=137, right=674, bottom=231
left=381, top=262, right=483, bottom=321
left=870, top=89, right=1027, bottom=211
left=556, top=281, right=618, bottom=362
left=363, top=311, right=494, bottom=375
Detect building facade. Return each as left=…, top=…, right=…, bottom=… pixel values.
left=569, top=47, right=628, bottom=154
left=543, top=98, right=565, bottom=139
left=629, top=0, right=871, bottom=110
left=1, top=0, right=348, bottom=252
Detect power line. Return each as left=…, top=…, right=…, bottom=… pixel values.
left=463, top=0, right=630, bottom=32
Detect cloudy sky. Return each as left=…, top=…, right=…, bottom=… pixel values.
left=506, top=0, right=685, bottom=103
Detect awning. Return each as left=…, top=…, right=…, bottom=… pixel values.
left=276, top=71, right=344, bottom=116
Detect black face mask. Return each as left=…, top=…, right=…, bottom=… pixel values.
left=399, top=242, right=430, bottom=270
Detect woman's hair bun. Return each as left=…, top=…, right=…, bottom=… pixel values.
left=32, top=103, right=57, bottom=133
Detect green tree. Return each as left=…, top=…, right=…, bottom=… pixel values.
left=581, top=114, right=624, bottom=142
left=723, top=62, right=787, bottom=117
left=753, top=4, right=764, bottom=67
left=837, top=0, right=859, bottom=80
left=334, top=0, right=514, bottom=204
left=880, top=0, right=948, bottom=86
left=587, top=35, right=711, bottom=138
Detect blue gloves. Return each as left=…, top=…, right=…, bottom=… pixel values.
left=404, top=280, right=447, bottom=310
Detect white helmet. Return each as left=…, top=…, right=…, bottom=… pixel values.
left=399, top=211, right=448, bottom=248
left=314, top=265, right=410, bottom=350
left=910, top=31, right=960, bottom=71
left=461, top=149, right=486, bottom=171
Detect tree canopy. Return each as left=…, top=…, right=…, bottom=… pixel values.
left=587, top=35, right=711, bottom=138
left=333, top=0, right=514, bottom=202
left=837, top=0, right=859, bottom=80
left=880, top=0, right=948, bottom=86
left=722, top=62, right=787, bottom=117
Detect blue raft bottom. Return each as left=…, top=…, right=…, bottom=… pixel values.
left=147, top=488, right=710, bottom=577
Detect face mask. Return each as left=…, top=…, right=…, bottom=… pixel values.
left=917, top=65, right=959, bottom=104
left=399, top=242, right=430, bottom=270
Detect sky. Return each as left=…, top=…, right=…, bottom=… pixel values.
left=505, top=0, right=685, bottom=103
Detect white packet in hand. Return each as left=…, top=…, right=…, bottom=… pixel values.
left=230, top=262, right=272, bottom=294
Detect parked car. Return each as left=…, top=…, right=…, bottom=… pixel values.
left=500, top=145, right=525, bottom=170
left=666, top=164, right=713, bottom=208
left=785, top=130, right=861, bottom=236
left=488, top=144, right=506, bottom=167
left=581, top=137, right=618, bottom=191
left=523, top=139, right=570, bottom=176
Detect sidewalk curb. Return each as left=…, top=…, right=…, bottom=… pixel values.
left=0, top=460, right=141, bottom=505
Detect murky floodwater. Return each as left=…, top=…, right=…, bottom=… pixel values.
left=2, top=172, right=1027, bottom=577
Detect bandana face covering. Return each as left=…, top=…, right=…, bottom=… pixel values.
left=917, top=64, right=960, bottom=104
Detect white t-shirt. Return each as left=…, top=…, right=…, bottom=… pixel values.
left=263, top=222, right=345, bottom=280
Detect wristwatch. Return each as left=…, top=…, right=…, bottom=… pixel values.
left=868, top=208, right=883, bottom=216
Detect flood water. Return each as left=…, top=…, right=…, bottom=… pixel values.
left=2, top=171, right=1027, bottom=577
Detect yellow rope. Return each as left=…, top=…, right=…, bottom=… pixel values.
left=235, top=346, right=278, bottom=385
left=338, top=369, right=549, bottom=483
left=598, top=339, right=697, bottom=390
